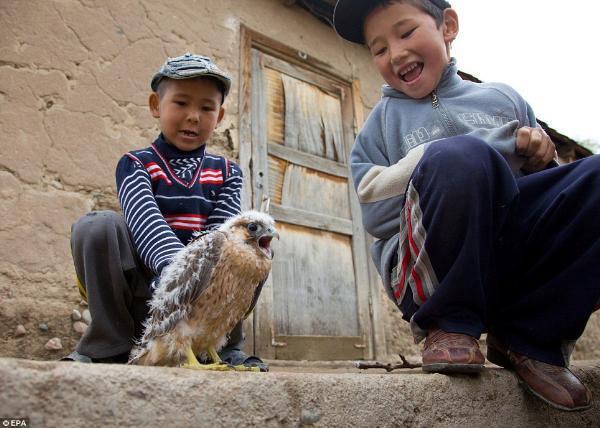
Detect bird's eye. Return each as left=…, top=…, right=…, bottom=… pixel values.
left=247, top=223, right=258, bottom=232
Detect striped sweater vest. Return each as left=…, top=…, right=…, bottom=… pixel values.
left=116, top=135, right=242, bottom=275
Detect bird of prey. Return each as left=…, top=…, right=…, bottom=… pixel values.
left=128, top=210, right=278, bottom=371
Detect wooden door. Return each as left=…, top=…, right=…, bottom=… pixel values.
left=246, top=47, right=374, bottom=360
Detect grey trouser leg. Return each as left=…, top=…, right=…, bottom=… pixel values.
left=71, top=211, right=152, bottom=359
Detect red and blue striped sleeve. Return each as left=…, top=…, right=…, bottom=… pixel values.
left=115, top=154, right=184, bottom=275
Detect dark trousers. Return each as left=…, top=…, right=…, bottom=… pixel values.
left=398, top=136, right=600, bottom=366
left=70, top=211, right=245, bottom=359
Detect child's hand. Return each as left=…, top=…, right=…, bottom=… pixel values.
left=516, top=126, right=557, bottom=173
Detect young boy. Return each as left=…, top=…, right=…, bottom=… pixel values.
left=334, top=0, right=599, bottom=411
left=63, top=53, right=268, bottom=371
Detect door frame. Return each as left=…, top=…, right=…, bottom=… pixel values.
left=238, top=26, right=387, bottom=360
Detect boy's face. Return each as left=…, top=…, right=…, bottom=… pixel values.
left=149, top=78, right=225, bottom=152
left=364, top=2, right=458, bottom=99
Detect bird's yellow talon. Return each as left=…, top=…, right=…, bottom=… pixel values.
left=183, top=362, right=232, bottom=371
left=180, top=345, right=234, bottom=370
left=232, top=364, right=260, bottom=372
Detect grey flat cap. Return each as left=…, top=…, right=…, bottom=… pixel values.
left=150, top=53, right=231, bottom=98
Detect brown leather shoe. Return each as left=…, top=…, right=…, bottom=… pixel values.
left=487, top=334, right=592, bottom=411
left=422, top=328, right=485, bottom=373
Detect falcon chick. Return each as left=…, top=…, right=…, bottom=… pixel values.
left=129, top=211, right=278, bottom=371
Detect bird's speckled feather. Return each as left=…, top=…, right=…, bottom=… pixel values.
left=129, top=211, right=275, bottom=366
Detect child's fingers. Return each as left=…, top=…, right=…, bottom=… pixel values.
left=527, top=128, right=545, bottom=156
left=517, top=126, right=556, bottom=173
left=534, top=129, right=555, bottom=165
left=541, top=136, right=557, bottom=165
left=521, top=153, right=542, bottom=173
left=522, top=131, right=556, bottom=172
left=528, top=143, right=550, bottom=170
left=516, top=127, right=531, bottom=155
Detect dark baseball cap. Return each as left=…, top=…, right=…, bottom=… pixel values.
left=333, top=0, right=452, bottom=44
left=150, top=53, right=231, bottom=98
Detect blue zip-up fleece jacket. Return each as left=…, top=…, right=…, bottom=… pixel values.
left=351, top=58, right=537, bottom=302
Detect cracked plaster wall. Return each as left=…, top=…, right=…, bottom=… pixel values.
left=0, top=0, right=597, bottom=362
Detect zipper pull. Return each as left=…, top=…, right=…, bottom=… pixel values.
left=430, top=91, right=439, bottom=108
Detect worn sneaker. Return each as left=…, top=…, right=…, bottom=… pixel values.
left=422, top=328, right=485, bottom=373
left=487, top=334, right=592, bottom=411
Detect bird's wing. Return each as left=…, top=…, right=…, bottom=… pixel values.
left=243, top=273, right=269, bottom=320
left=140, top=231, right=226, bottom=342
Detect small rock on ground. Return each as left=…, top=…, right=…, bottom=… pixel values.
left=71, top=309, right=82, bottom=321
left=73, top=321, right=88, bottom=335
left=15, top=325, right=27, bottom=337
left=82, top=309, right=91, bottom=324
left=45, top=338, right=63, bottom=351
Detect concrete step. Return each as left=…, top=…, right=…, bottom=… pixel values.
left=0, top=358, right=598, bottom=427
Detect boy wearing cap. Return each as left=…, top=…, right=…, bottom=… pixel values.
left=63, top=53, right=268, bottom=372
left=334, top=0, right=599, bottom=411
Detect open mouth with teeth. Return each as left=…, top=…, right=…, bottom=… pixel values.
left=258, top=236, right=273, bottom=258
left=400, top=62, right=423, bottom=83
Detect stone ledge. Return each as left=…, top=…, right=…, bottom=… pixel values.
left=0, top=358, right=598, bottom=427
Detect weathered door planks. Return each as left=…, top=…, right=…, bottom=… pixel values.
left=244, top=38, right=380, bottom=360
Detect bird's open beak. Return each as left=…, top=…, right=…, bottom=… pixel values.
left=269, top=227, right=280, bottom=241
left=258, top=227, right=279, bottom=259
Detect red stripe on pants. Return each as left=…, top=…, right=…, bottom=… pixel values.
left=406, top=201, right=426, bottom=303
